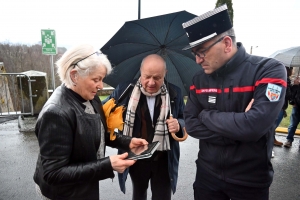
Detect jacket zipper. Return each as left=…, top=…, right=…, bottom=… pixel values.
left=220, top=77, right=226, bottom=180
left=228, top=80, right=233, bottom=99
left=221, top=147, right=225, bottom=180
left=228, top=79, right=233, bottom=111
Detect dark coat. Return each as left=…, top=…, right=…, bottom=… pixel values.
left=103, top=80, right=185, bottom=194
left=184, top=43, right=286, bottom=188
left=289, top=81, right=300, bottom=110
left=282, top=77, right=292, bottom=110
left=33, top=85, right=132, bottom=200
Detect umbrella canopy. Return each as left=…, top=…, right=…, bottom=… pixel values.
left=101, top=11, right=200, bottom=97
left=269, top=46, right=300, bottom=68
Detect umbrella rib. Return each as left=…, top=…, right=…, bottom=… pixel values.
left=164, top=53, right=187, bottom=94
left=102, top=42, right=158, bottom=50
left=130, top=21, right=162, bottom=45
left=165, top=33, right=188, bottom=46
left=102, top=35, right=187, bottom=49
left=164, top=12, right=187, bottom=46
left=115, top=48, right=161, bottom=67
left=166, top=48, right=196, bottom=62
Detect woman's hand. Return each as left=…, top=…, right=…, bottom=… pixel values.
left=109, top=153, right=136, bottom=173
left=129, top=138, right=148, bottom=149
left=109, top=138, right=147, bottom=173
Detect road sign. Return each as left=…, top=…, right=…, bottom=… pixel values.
left=41, top=29, right=57, bottom=55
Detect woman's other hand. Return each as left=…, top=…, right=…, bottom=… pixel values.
left=109, top=153, right=136, bottom=173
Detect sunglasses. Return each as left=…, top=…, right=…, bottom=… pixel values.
left=72, top=51, right=102, bottom=68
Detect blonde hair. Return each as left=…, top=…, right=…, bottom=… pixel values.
left=56, top=44, right=112, bottom=88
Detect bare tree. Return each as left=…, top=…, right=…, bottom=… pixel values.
left=0, top=42, right=66, bottom=87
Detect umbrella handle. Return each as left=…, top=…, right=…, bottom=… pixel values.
left=169, top=116, right=188, bottom=142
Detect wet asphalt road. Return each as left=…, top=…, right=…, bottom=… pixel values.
left=0, top=119, right=299, bottom=200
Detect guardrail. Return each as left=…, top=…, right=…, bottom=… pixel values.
left=97, top=86, right=114, bottom=96
left=0, top=73, right=34, bottom=116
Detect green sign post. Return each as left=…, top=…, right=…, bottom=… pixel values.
left=41, top=29, right=57, bottom=55
left=41, top=29, right=57, bottom=90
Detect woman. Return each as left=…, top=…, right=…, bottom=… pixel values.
left=33, top=44, right=147, bottom=200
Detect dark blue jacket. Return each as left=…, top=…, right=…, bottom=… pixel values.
left=103, top=79, right=185, bottom=194
left=184, top=43, right=286, bottom=188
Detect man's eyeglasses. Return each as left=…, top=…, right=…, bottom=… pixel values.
left=191, top=37, right=225, bottom=58
left=72, top=51, right=102, bottom=68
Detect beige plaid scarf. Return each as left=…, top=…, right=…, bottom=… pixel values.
left=123, top=79, right=170, bottom=151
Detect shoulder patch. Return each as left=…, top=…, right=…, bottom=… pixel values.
left=265, top=83, right=282, bottom=102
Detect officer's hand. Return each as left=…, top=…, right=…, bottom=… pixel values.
left=245, top=99, right=254, bottom=112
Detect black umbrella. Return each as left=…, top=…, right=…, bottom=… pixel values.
left=269, top=46, right=300, bottom=68
left=100, top=11, right=200, bottom=97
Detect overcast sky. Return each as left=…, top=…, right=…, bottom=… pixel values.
left=1, top=0, right=299, bottom=57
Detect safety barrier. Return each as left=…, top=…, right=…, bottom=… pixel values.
left=0, top=73, right=34, bottom=116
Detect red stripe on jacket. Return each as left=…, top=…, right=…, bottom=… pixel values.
left=255, top=78, right=287, bottom=87
left=223, top=86, right=255, bottom=93
left=190, top=78, right=287, bottom=93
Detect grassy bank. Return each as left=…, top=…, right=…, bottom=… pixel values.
left=100, top=95, right=108, bottom=101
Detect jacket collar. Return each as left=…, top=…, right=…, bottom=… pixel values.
left=61, top=85, right=107, bottom=130
left=212, top=42, right=249, bottom=77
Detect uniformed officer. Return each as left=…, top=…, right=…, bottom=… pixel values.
left=182, top=4, right=287, bottom=200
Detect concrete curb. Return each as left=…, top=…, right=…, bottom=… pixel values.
left=275, top=127, right=300, bottom=135
left=18, top=115, right=37, bottom=133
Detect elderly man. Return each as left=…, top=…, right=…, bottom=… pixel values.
left=103, top=54, right=185, bottom=200
left=182, top=4, right=286, bottom=200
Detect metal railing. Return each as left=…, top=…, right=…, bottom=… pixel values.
left=0, top=73, right=35, bottom=116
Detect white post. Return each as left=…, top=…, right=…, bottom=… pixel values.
left=250, top=46, right=258, bottom=55
left=50, top=55, right=55, bottom=90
